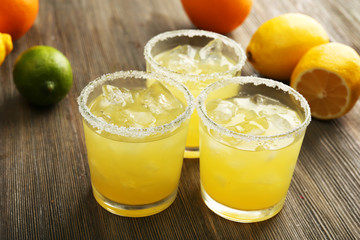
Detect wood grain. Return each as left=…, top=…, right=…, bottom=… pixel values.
left=1, top=0, right=359, bottom=239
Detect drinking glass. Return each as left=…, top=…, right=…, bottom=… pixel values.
left=144, top=29, right=246, bottom=158
left=197, top=76, right=311, bottom=222
left=78, top=71, right=194, bottom=217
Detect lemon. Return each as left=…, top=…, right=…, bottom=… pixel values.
left=13, top=46, right=73, bottom=106
left=0, top=33, right=13, bottom=66
left=246, top=13, right=329, bottom=81
left=290, top=42, right=360, bottom=120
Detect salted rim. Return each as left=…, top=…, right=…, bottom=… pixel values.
left=144, top=29, right=246, bottom=82
left=196, top=76, right=312, bottom=141
left=77, top=70, right=194, bottom=138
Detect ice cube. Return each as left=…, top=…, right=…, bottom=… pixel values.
left=214, top=173, right=227, bottom=187
left=155, top=45, right=198, bottom=74
left=89, top=94, right=126, bottom=125
left=102, top=85, right=134, bottom=106
left=226, top=157, right=246, bottom=168
left=232, top=97, right=253, bottom=109
left=252, top=116, right=269, bottom=129
left=121, top=178, right=136, bottom=190
left=145, top=161, right=160, bottom=172
left=198, top=56, right=233, bottom=74
left=141, top=81, right=184, bottom=116
left=89, top=95, right=111, bottom=113
left=250, top=94, right=281, bottom=106
left=225, top=109, right=266, bottom=135
left=226, top=107, right=258, bottom=124
left=223, top=107, right=267, bottom=135
left=225, top=112, right=246, bottom=127
left=122, top=109, right=156, bottom=128
left=198, top=39, right=234, bottom=73
left=243, top=109, right=258, bottom=121
left=169, top=57, right=199, bottom=74
left=268, top=114, right=292, bottom=132
left=263, top=137, right=295, bottom=150
left=207, top=99, right=238, bottom=124
left=167, top=45, right=197, bottom=59
left=199, top=39, right=224, bottom=60
left=254, top=172, right=281, bottom=185
left=103, top=109, right=128, bottom=126
left=237, top=121, right=265, bottom=135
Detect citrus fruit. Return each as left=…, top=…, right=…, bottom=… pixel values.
left=0, top=0, right=39, bottom=41
left=0, top=33, right=13, bottom=66
left=246, top=13, right=329, bottom=81
left=290, top=42, right=360, bottom=120
left=13, top=46, right=73, bottom=106
left=181, top=0, right=252, bottom=34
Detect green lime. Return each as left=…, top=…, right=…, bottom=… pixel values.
left=13, top=45, right=73, bottom=106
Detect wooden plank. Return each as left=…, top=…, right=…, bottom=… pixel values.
left=0, top=0, right=359, bottom=239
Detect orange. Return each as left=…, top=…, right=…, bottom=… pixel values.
left=291, top=43, right=360, bottom=120
left=246, top=13, right=329, bottom=81
left=181, top=0, right=252, bottom=34
left=0, top=0, right=39, bottom=41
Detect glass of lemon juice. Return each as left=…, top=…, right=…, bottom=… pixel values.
left=197, top=76, right=311, bottom=222
left=144, top=30, right=246, bottom=158
left=78, top=71, right=194, bottom=217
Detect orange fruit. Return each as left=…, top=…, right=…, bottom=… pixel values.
left=246, top=13, right=329, bottom=81
left=290, top=43, right=360, bottom=120
left=0, top=0, right=39, bottom=41
left=181, top=0, right=252, bottom=34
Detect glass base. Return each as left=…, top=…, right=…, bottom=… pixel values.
left=184, top=147, right=199, bottom=159
left=201, top=184, right=285, bottom=223
left=92, top=187, right=177, bottom=217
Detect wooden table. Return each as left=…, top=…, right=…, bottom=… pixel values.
left=1, top=0, right=359, bottom=239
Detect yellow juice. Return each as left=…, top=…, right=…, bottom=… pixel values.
left=200, top=127, right=304, bottom=210
left=81, top=78, right=191, bottom=216
left=153, top=40, right=239, bottom=151
left=84, top=121, right=187, bottom=206
left=200, top=94, right=305, bottom=210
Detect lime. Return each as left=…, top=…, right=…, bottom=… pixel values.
left=13, top=45, right=73, bottom=106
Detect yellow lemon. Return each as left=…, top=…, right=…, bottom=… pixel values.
left=246, top=13, right=329, bottom=81
left=290, top=42, right=360, bottom=120
left=0, top=33, right=13, bottom=66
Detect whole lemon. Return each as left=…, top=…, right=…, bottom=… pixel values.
left=246, top=13, right=329, bottom=81
left=13, top=46, right=73, bottom=106
left=0, top=33, right=13, bottom=66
